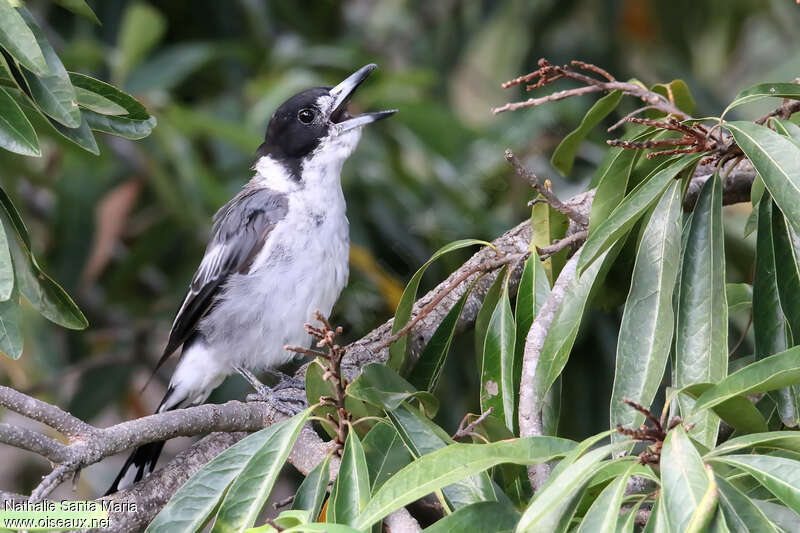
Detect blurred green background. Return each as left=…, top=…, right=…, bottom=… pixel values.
left=1, top=0, right=799, bottom=498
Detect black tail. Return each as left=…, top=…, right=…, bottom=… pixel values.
left=105, top=387, right=177, bottom=495
left=105, top=440, right=166, bottom=495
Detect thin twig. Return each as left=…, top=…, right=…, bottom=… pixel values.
left=452, top=408, right=494, bottom=440
left=537, top=230, right=588, bottom=259
left=505, top=150, right=589, bottom=226
left=376, top=253, right=526, bottom=351
left=607, top=106, right=658, bottom=132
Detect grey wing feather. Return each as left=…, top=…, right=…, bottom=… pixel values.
left=155, top=186, right=288, bottom=369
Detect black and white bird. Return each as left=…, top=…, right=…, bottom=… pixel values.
left=107, top=64, right=395, bottom=494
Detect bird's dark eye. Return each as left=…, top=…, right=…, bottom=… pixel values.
left=298, top=108, right=316, bottom=124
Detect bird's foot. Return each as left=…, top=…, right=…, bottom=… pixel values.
left=235, top=367, right=306, bottom=416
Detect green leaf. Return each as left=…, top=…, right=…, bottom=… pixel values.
left=715, top=474, right=779, bottom=533
left=0, top=0, right=47, bottom=75
left=475, top=265, right=506, bottom=371
left=328, top=431, right=370, bottom=527
left=674, top=173, right=727, bottom=448
left=727, top=283, right=753, bottom=314
left=48, top=112, right=99, bottom=155
left=579, top=153, right=703, bottom=273
left=710, top=455, right=800, bottom=514
left=610, top=180, right=682, bottom=444
left=0, top=285, right=21, bottom=359
left=516, top=443, right=620, bottom=532
left=69, top=73, right=156, bottom=139
left=752, top=500, right=800, bottom=532
left=388, top=239, right=490, bottom=371
left=772, top=209, right=800, bottom=343
left=0, top=87, right=38, bottom=156
left=211, top=411, right=310, bottom=533
left=574, top=465, right=633, bottom=533
left=771, top=118, right=800, bottom=143
left=661, top=425, right=712, bottom=532
left=147, top=411, right=309, bottom=533
left=514, top=252, right=550, bottom=433
left=292, top=453, right=331, bottom=520
left=114, top=1, right=166, bottom=85
left=386, top=402, right=501, bottom=512
left=0, top=188, right=87, bottom=329
left=726, top=121, right=800, bottom=239
left=551, top=90, right=622, bottom=176
left=533, top=244, right=619, bottom=408
left=681, top=383, right=767, bottom=434
left=588, top=130, right=645, bottom=232
left=480, top=272, right=516, bottom=430
left=51, top=0, right=100, bottom=24
left=0, top=206, right=12, bottom=301
left=421, top=501, right=519, bottom=533
left=17, top=7, right=80, bottom=128
left=708, top=431, right=800, bottom=457
left=408, top=278, right=476, bottom=392
left=693, top=346, right=800, bottom=414
left=754, top=196, right=800, bottom=425
left=362, top=423, right=413, bottom=492
left=74, top=86, right=127, bottom=116
left=651, top=80, right=696, bottom=115
left=723, top=84, right=800, bottom=117
left=353, top=436, right=574, bottom=530
left=346, top=363, right=438, bottom=416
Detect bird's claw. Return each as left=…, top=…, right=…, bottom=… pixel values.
left=235, top=366, right=306, bottom=416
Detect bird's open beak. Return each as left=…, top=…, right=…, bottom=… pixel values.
left=329, top=64, right=396, bottom=133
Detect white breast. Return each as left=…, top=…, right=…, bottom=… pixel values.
left=197, top=172, right=350, bottom=372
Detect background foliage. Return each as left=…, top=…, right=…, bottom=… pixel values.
left=1, top=0, right=800, bottom=526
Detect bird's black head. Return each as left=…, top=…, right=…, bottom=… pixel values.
left=256, top=64, right=396, bottom=180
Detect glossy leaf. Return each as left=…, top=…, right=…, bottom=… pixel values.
left=771, top=118, right=800, bottom=143
left=674, top=173, right=727, bottom=448
left=579, top=153, right=702, bottom=272
left=610, top=180, right=682, bottom=443
left=726, top=121, right=800, bottom=239
left=386, top=402, right=505, bottom=511
left=48, top=113, right=99, bottom=155
left=212, top=412, right=310, bottom=533
left=421, top=501, right=519, bottom=533
left=772, top=209, right=800, bottom=348
left=408, top=278, right=476, bottom=392
left=752, top=500, right=800, bottom=532
left=0, top=0, right=47, bottom=76
left=52, top=0, right=100, bottom=24
left=711, top=455, right=800, bottom=514
left=480, top=272, right=516, bottom=430
left=0, top=285, right=21, bottom=359
left=18, top=7, right=80, bottom=128
left=513, top=252, right=549, bottom=432
left=516, top=443, right=619, bottom=532
left=680, top=383, right=767, bottom=434
left=661, top=425, right=712, bottom=532
left=707, top=431, right=800, bottom=458
left=715, top=474, right=779, bottom=533
left=754, top=197, right=799, bottom=425
left=388, top=239, right=490, bottom=371
left=588, top=140, right=640, bottom=233
left=328, top=431, right=370, bottom=527
left=147, top=411, right=309, bottom=533
left=362, top=423, right=413, bottom=492
left=346, top=363, right=438, bottom=416
left=651, top=79, right=696, bottom=115
left=692, top=346, right=800, bottom=413
left=292, top=453, right=331, bottom=520
left=574, top=465, right=632, bottom=533
left=474, top=265, right=506, bottom=371
left=0, top=188, right=87, bottom=329
left=533, top=244, right=617, bottom=408
left=551, top=90, right=622, bottom=176
left=723, top=84, right=800, bottom=117
left=0, top=87, right=39, bottom=156
left=727, top=283, right=752, bottom=314
left=69, top=73, right=156, bottom=139
left=353, top=436, right=574, bottom=530
left=74, top=86, right=127, bottom=116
